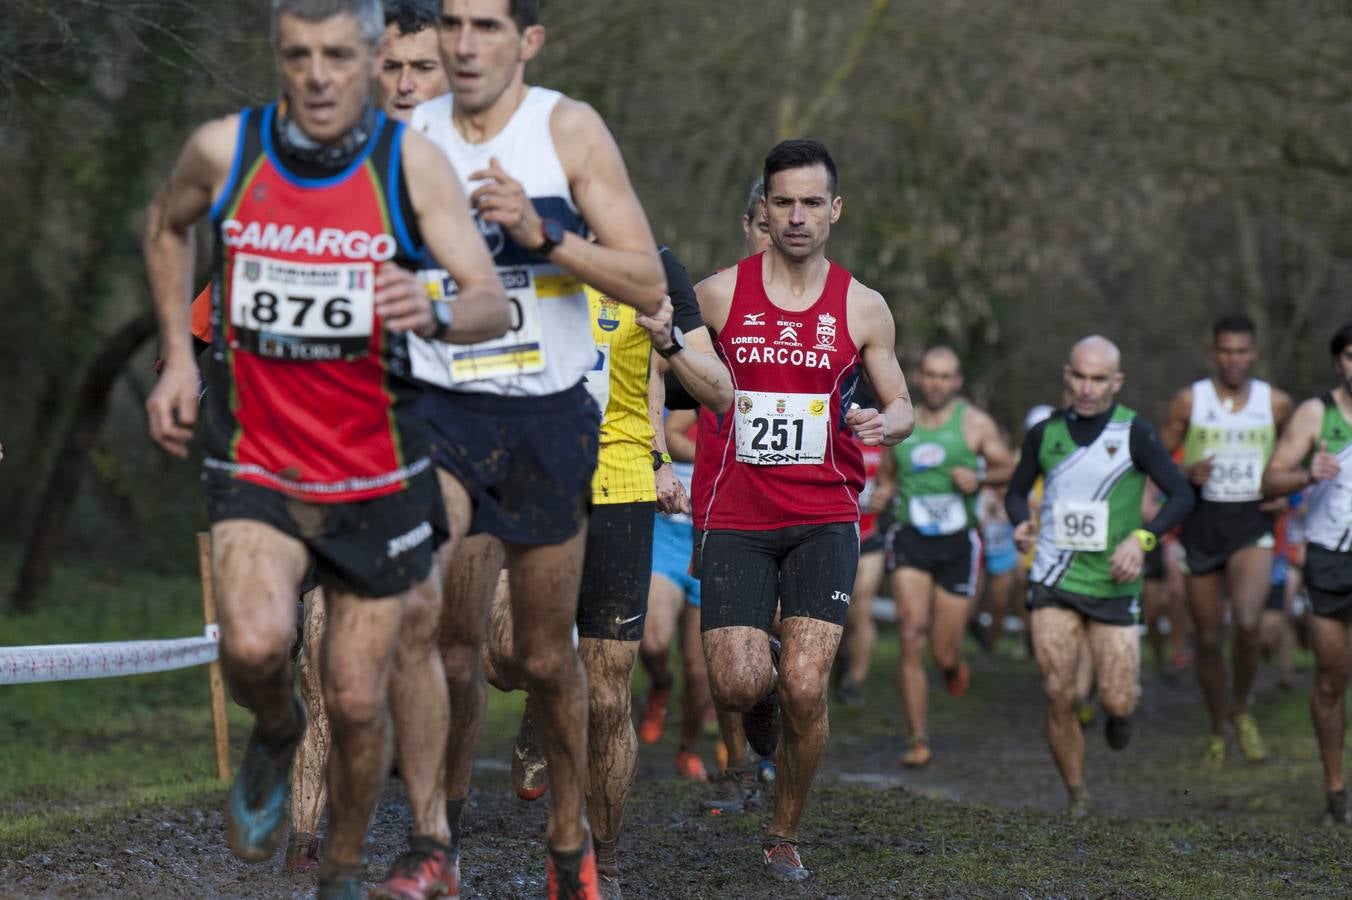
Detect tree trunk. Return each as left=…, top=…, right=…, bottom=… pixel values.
left=10, top=311, right=158, bottom=613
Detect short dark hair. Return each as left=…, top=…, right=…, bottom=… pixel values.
left=383, top=0, right=438, bottom=34
left=1332, top=321, right=1352, bottom=358
left=742, top=178, right=764, bottom=221
left=508, top=0, right=539, bottom=30
left=1212, top=313, right=1256, bottom=340
left=763, top=139, right=838, bottom=198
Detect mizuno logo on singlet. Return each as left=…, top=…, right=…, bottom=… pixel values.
left=222, top=219, right=397, bottom=262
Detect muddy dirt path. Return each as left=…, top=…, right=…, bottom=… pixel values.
left=0, top=649, right=1325, bottom=898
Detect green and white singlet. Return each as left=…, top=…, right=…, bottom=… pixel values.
left=894, top=401, right=979, bottom=536
left=1030, top=406, right=1146, bottom=598
left=1307, top=393, right=1352, bottom=554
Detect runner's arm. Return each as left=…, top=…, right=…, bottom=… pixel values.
left=1131, top=417, right=1194, bottom=535
left=548, top=100, right=664, bottom=314
left=143, top=115, right=237, bottom=456
left=649, top=247, right=732, bottom=413
left=1262, top=398, right=1325, bottom=497
left=871, top=446, right=898, bottom=514
left=401, top=130, right=511, bottom=343
left=664, top=409, right=699, bottom=464
left=970, top=408, right=1016, bottom=488
left=1272, top=387, right=1296, bottom=433
left=1004, top=423, right=1047, bottom=527
left=850, top=286, right=913, bottom=446
left=648, top=357, right=689, bottom=515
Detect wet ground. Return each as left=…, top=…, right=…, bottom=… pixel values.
left=4, top=645, right=1350, bottom=898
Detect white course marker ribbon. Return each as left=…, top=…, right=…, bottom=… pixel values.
left=0, top=627, right=220, bottom=685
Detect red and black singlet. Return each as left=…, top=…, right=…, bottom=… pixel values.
left=201, top=103, right=428, bottom=503
left=699, top=253, right=865, bottom=531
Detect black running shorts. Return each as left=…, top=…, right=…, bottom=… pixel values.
left=205, top=466, right=447, bottom=599
left=1307, top=544, right=1352, bottom=622
left=421, top=382, right=599, bottom=546
left=1179, top=499, right=1273, bottom=576
left=577, top=502, right=654, bottom=641
left=1027, top=582, right=1140, bottom=627
left=699, top=522, right=859, bottom=632
left=887, top=524, right=981, bottom=598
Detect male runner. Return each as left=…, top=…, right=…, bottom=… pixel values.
left=1007, top=336, right=1193, bottom=815
left=143, top=2, right=510, bottom=897
left=1262, top=322, right=1352, bottom=823
left=695, top=139, right=913, bottom=881
left=1161, top=314, right=1293, bottom=765
left=403, top=2, right=671, bottom=895
left=883, top=347, right=1014, bottom=767
left=285, top=0, right=452, bottom=873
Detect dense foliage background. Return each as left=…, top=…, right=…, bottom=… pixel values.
left=2, top=0, right=1348, bottom=604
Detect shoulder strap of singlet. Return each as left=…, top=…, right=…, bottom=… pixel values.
left=368, top=114, right=424, bottom=261
left=209, top=105, right=267, bottom=223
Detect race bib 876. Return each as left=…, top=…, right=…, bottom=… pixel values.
left=229, top=253, right=373, bottom=361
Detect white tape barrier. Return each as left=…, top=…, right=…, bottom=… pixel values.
left=0, top=625, right=220, bottom=685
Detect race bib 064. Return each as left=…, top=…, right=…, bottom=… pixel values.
left=734, top=390, right=830, bottom=466
left=1052, top=500, right=1109, bottom=552
left=1203, top=448, right=1264, bottom=502
left=229, top=253, right=373, bottom=361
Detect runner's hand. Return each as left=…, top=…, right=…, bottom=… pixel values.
left=656, top=464, right=689, bottom=515
left=865, top=486, right=892, bottom=515
left=636, top=295, right=675, bottom=350
left=1258, top=495, right=1289, bottom=515
left=146, top=356, right=200, bottom=458
left=1187, top=456, right=1214, bottom=487
left=375, top=263, right=436, bottom=337
left=846, top=405, right=885, bottom=446
left=1013, top=520, right=1036, bottom=555
left=1109, top=536, right=1144, bottom=583
left=951, top=466, right=981, bottom=495
left=469, top=157, right=542, bottom=251
left=1311, top=441, right=1340, bottom=482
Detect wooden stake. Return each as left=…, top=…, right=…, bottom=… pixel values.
left=197, top=531, right=231, bottom=781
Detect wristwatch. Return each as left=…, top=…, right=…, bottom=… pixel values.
left=533, top=218, right=565, bottom=257
left=651, top=450, right=672, bottom=471
left=1131, top=528, right=1158, bottom=552
left=655, top=326, right=686, bottom=359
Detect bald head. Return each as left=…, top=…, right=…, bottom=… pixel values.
left=1063, top=335, right=1124, bottom=417
left=921, top=345, right=961, bottom=372
left=917, top=345, right=964, bottom=411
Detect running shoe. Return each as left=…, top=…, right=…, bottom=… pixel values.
left=757, top=757, right=777, bottom=785
left=1104, top=715, right=1132, bottom=750
left=546, top=839, right=600, bottom=900
left=637, top=686, right=670, bottom=745
left=702, top=765, right=757, bottom=814
left=317, top=869, right=364, bottom=899
left=596, top=865, right=622, bottom=900
left=1234, top=713, right=1267, bottom=762
left=512, top=706, right=550, bottom=801
left=226, top=698, right=304, bottom=862
left=743, top=638, right=782, bottom=757
left=674, top=751, right=709, bottom=782
left=371, top=835, right=458, bottom=899
left=1075, top=702, right=1097, bottom=729
left=284, top=830, right=322, bottom=872
left=762, top=838, right=809, bottom=882
left=1201, top=735, right=1226, bottom=769
left=1324, top=788, right=1351, bottom=826
left=1066, top=784, right=1090, bottom=819
left=900, top=736, right=932, bottom=768
left=943, top=660, right=971, bottom=698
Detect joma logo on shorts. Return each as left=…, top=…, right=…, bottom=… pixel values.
left=386, top=521, right=433, bottom=559
left=832, top=590, right=851, bottom=604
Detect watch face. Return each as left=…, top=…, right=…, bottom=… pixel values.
left=543, top=219, right=566, bottom=245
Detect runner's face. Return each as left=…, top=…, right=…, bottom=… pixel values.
left=743, top=207, right=771, bottom=256
left=1210, top=330, right=1255, bottom=389
left=440, top=0, right=542, bottom=115
left=276, top=13, right=377, bottom=144
left=917, top=354, right=962, bottom=410
left=1062, top=349, right=1123, bottom=417
left=377, top=26, right=449, bottom=120
left=764, top=165, right=841, bottom=261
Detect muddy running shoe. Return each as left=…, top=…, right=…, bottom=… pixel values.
left=546, top=839, right=600, bottom=900
left=1324, top=788, right=1351, bottom=826
left=900, top=736, right=932, bottom=769
left=674, top=750, right=709, bottom=781
left=1234, top=713, right=1267, bottom=762
left=512, top=706, right=550, bottom=801
left=743, top=638, right=782, bottom=757
left=1066, top=784, right=1090, bottom=819
left=284, top=830, right=322, bottom=872
left=833, top=676, right=865, bottom=710
left=371, top=834, right=458, bottom=899
left=943, top=660, right=970, bottom=698
left=762, top=838, right=809, bottom=882
left=596, top=863, right=623, bottom=900
left=638, top=686, right=670, bottom=745
left=1105, top=715, right=1132, bottom=750
left=317, top=868, right=364, bottom=899
left=1201, top=735, right=1226, bottom=769
left=757, top=757, right=777, bottom=786
left=226, top=698, right=305, bottom=862
left=702, top=765, right=757, bottom=814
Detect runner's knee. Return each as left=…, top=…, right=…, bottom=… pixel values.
left=323, top=679, right=385, bottom=732
left=1194, top=631, right=1224, bottom=658
left=441, top=639, right=484, bottom=687
left=779, top=669, right=827, bottom=726
left=221, top=624, right=292, bottom=681
left=707, top=667, right=762, bottom=713
left=520, top=640, right=577, bottom=688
